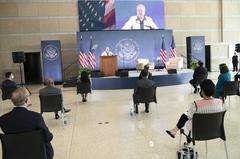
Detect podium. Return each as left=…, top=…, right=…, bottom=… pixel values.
left=100, top=55, right=118, bottom=76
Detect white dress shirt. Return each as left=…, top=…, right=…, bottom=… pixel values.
left=122, top=16, right=158, bottom=30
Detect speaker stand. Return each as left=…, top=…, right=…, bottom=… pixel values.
left=19, top=63, right=24, bottom=86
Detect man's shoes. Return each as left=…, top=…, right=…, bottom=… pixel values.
left=64, top=108, right=71, bottom=113
left=145, top=110, right=149, bottom=113
left=134, top=110, right=138, bottom=114
left=55, top=114, right=60, bottom=120
left=82, top=99, right=87, bottom=102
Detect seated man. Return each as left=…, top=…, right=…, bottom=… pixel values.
left=189, top=61, right=208, bottom=93
left=39, top=79, right=71, bottom=119
left=1, top=72, right=17, bottom=89
left=133, top=69, right=156, bottom=113
left=138, top=64, right=153, bottom=80
left=101, top=47, right=114, bottom=56
left=0, top=87, right=54, bottom=159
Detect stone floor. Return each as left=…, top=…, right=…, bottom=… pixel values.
left=0, top=72, right=239, bottom=159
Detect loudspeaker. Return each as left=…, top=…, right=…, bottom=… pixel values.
left=12, top=51, right=26, bottom=63
left=116, top=70, right=129, bottom=77
left=167, top=69, right=177, bottom=74
left=235, top=43, right=240, bottom=53
left=91, top=71, right=104, bottom=78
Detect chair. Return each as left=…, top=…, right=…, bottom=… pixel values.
left=1, top=87, right=16, bottom=101
left=39, top=94, right=64, bottom=123
left=0, top=130, right=47, bottom=159
left=133, top=86, right=157, bottom=112
left=223, top=81, right=239, bottom=106
left=180, top=111, right=228, bottom=159
left=136, top=59, right=155, bottom=70
left=190, top=74, right=207, bottom=93
left=76, top=82, right=91, bottom=94
left=166, top=57, right=183, bottom=70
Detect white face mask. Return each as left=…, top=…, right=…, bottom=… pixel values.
left=11, top=74, right=14, bottom=79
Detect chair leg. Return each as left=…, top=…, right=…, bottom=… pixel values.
left=205, top=141, right=208, bottom=159
left=224, top=141, right=229, bottom=159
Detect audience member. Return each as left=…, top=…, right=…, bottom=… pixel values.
left=189, top=61, right=208, bottom=93
left=139, top=64, right=153, bottom=80
left=0, top=87, right=54, bottom=159
left=214, top=64, right=231, bottom=100
left=39, top=79, right=71, bottom=119
left=77, top=71, right=91, bottom=102
left=166, top=79, right=224, bottom=142
left=1, top=72, right=17, bottom=89
left=133, top=69, right=156, bottom=113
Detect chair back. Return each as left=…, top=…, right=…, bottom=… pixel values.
left=1, top=87, right=16, bottom=101
left=136, top=86, right=157, bottom=103
left=76, top=82, right=91, bottom=94
left=192, top=111, right=226, bottom=145
left=0, top=130, right=47, bottom=159
left=195, top=74, right=207, bottom=85
left=223, top=81, right=239, bottom=96
left=39, top=94, right=62, bottom=113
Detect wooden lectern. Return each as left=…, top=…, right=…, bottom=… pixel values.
left=100, top=55, right=118, bottom=76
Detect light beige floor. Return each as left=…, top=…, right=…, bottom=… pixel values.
left=0, top=72, right=240, bottom=159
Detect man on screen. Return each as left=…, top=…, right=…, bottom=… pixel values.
left=122, top=4, right=158, bottom=30
left=101, top=47, right=114, bottom=56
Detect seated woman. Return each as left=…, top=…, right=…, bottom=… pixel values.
left=166, top=79, right=224, bottom=140
left=214, top=64, right=231, bottom=100
left=77, top=71, right=91, bottom=102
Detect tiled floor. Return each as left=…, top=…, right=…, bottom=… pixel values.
left=0, top=72, right=240, bottom=159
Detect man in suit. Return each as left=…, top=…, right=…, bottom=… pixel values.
left=138, top=64, right=153, bottom=80
left=0, top=87, right=54, bottom=159
left=189, top=61, right=208, bottom=93
left=39, top=79, right=71, bottom=119
left=133, top=69, right=156, bottom=113
left=232, top=52, right=238, bottom=72
left=1, top=72, right=17, bottom=89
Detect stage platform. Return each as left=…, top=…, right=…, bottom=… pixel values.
left=91, top=69, right=193, bottom=90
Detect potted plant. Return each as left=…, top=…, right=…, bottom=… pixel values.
left=78, top=68, right=91, bottom=79
left=189, top=60, right=199, bottom=70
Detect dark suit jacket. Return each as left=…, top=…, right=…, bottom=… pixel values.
left=39, top=86, right=62, bottom=102
left=138, top=72, right=153, bottom=80
left=1, top=79, right=17, bottom=89
left=134, top=78, right=155, bottom=95
left=232, top=55, right=238, bottom=64
left=193, top=66, right=208, bottom=79
left=0, top=107, right=54, bottom=159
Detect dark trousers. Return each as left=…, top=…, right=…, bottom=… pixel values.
left=176, top=114, right=191, bottom=143
left=233, top=63, right=238, bottom=72
left=189, top=79, right=198, bottom=91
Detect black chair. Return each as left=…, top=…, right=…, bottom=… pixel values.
left=223, top=81, right=239, bottom=106
left=1, top=87, right=16, bottom=101
left=0, top=130, right=47, bottom=159
left=39, top=94, right=64, bottom=116
left=76, top=82, right=91, bottom=94
left=180, top=111, right=228, bottom=159
left=133, top=86, right=157, bottom=113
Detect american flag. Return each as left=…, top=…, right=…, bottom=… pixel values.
left=79, top=38, right=88, bottom=68
left=170, top=36, right=177, bottom=58
left=160, top=37, right=167, bottom=66
left=88, top=38, right=96, bottom=69
left=78, top=0, right=115, bottom=31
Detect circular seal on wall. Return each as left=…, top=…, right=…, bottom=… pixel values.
left=43, top=45, right=59, bottom=61
left=115, top=39, right=139, bottom=63
left=192, top=40, right=204, bottom=53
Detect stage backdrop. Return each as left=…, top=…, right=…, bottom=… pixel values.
left=77, top=29, right=172, bottom=70
left=41, top=40, right=63, bottom=82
